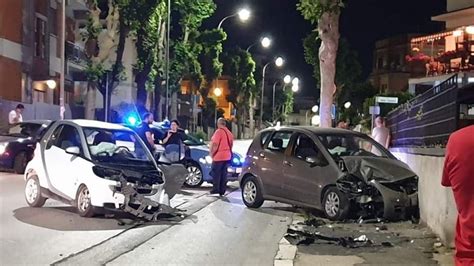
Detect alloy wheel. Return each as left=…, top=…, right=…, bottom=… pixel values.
left=78, top=187, right=91, bottom=212
left=243, top=181, right=257, bottom=204
left=185, top=166, right=203, bottom=186
left=25, top=178, right=38, bottom=204
left=325, top=192, right=340, bottom=217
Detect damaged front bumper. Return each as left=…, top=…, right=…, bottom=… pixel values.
left=337, top=175, right=419, bottom=221
left=93, top=164, right=187, bottom=220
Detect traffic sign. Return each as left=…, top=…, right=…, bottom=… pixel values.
left=369, top=105, right=380, bottom=115
left=376, top=96, right=398, bottom=104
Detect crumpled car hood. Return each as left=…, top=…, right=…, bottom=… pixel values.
left=342, top=156, right=416, bottom=182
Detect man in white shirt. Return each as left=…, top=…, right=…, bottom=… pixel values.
left=371, top=116, right=390, bottom=149
left=8, top=104, right=24, bottom=125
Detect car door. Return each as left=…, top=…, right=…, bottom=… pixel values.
left=282, top=133, right=334, bottom=207
left=257, top=130, right=292, bottom=198
left=43, top=124, right=86, bottom=200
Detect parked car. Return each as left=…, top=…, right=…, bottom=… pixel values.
left=149, top=123, right=244, bottom=188
left=23, top=120, right=186, bottom=220
left=0, top=120, right=51, bottom=173
left=239, top=127, right=419, bottom=221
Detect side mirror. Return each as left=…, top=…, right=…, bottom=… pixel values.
left=306, top=156, right=326, bottom=167
left=65, top=146, right=81, bottom=156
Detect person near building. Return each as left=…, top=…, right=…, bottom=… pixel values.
left=162, top=119, right=185, bottom=162
left=371, top=116, right=390, bottom=149
left=136, top=112, right=155, bottom=153
left=442, top=125, right=474, bottom=266
left=8, top=104, right=24, bottom=125
left=209, top=118, right=234, bottom=196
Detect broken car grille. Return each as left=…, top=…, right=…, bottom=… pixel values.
left=380, top=177, right=418, bottom=195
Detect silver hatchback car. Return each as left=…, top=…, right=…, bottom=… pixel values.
left=239, top=127, right=419, bottom=221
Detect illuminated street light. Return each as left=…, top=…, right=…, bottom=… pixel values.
left=292, top=77, right=299, bottom=86
left=260, top=57, right=285, bottom=128
left=344, top=101, right=352, bottom=109
left=291, top=84, right=299, bottom=92
left=261, top=37, right=271, bottom=48
left=218, top=8, right=251, bottom=29
left=238, top=8, right=251, bottom=21
left=213, top=87, right=223, bottom=97
left=46, top=80, right=57, bottom=89
left=275, top=57, right=284, bottom=67
left=311, top=105, right=319, bottom=113
left=283, top=75, right=291, bottom=84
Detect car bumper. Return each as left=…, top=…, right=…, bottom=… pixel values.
left=371, top=180, right=418, bottom=220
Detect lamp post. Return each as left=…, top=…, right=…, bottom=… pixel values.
left=213, top=87, right=222, bottom=129
left=165, top=0, right=171, bottom=119
left=260, top=57, right=284, bottom=129
left=218, top=8, right=250, bottom=30
left=246, top=36, right=272, bottom=52
left=272, top=75, right=291, bottom=121
left=305, top=105, right=319, bottom=125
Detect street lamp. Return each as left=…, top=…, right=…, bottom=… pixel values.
left=46, top=80, right=57, bottom=90
left=260, top=57, right=284, bottom=128
left=218, top=8, right=251, bottom=29
left=344, top=101, right=352, bottom=109
left=272, top=75, right=292, bottom=121
left=213, top=88, right=223, bottom=128
left=306, top=105, right=319, bottom=125
left=246, top=36, right=272, bottom=52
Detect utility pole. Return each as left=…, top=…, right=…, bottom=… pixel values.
left=59, top=0, right=66, bottom=119
left=165, top=0, right=171, bottom=119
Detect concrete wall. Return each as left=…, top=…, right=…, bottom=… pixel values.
left=391, top=148, right=457, bottom=247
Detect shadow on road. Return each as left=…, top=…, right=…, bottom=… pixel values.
left=13, top=206, right=186, bottom=231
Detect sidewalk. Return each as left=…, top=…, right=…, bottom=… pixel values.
left=275, top=212, right=455, bottom=266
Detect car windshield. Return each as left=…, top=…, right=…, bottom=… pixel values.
left=183, top=134, right=204, bottom=146
left=83, top=127, right=154, bottom=164
left=7, top=123, right=45, bottom=138
left=317, top=134, right=390, bottom=158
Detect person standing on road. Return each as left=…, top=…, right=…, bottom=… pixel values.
left=371, top=116, right=390, bottom=149
left=442, top=125, right=474, bottom=266
left=162, top=119, right=185, bottom=162
left=209, top=118, right=234, bottom=196
left=137, top=112, right=155, bottom=153
left=8, top=104, right=24, bottom=125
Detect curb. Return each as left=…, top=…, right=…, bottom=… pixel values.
left=274, top=213, right=304, bottom=266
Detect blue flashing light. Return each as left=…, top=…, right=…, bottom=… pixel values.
left=232, top=157, right=240, bottom=165
left=126, top=115, right=138, bottom=126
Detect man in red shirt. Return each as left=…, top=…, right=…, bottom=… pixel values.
left=442, top=125, right=474, bottom=266
left=209, top=118, right=234, bottom=196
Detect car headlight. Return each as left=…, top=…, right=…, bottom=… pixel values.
left=0, top=143, right=8, bottom=155
left=199, top=155, right=213, bottom=164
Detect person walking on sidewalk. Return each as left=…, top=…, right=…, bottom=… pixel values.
left=209, top=118, right=234, bottom=196
left=442, top=125, right=474, bottom=266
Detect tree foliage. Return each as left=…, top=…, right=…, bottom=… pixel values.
left=222, top=48, right=257, bottom=137
left=297, top=0, right=345, bottom=23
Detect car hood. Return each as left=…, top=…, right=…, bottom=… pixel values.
left=341, top=156, right=416, bottom=182
left=189, top=145, right=209, bottom=152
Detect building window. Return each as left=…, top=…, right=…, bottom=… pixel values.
left=33, top=90, right=46, bottom=103
left=377, top=57, right=384, bottom=70
left=35, top=16, right=47, bottom=58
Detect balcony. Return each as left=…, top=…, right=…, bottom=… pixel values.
left=66, top=41, right=89, bottom=67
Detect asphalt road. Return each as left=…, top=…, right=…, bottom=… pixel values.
left=0, top=140, right=295, bottom=265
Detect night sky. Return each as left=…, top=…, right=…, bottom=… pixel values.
left=202, top=0, right=447, bottom=98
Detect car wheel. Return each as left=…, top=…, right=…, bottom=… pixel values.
left=14, top=152, right=28, bottom=174
left=323, top=187, right=350, bottom=221
left=25, top=175, right=46, bottom=207
left=241, top=176, right=264, bottom=208
left=76, top=185, right=95, bottom=217
left=184, top=161, right=204, bottom=188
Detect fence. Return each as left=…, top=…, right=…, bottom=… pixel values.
left=386, top=74, right=459, bottom=147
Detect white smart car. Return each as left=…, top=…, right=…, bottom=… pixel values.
left=24, top=120, right=185, bottom=220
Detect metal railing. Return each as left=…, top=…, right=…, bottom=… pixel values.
left=386, top=74, right=459, bottom=147
left=65, top=42, right=89, bottom=66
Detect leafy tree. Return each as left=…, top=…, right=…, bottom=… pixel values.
left=222, top=48, right=257, bottom=138
left=273, top=85, right=295, bottom=123
left=298, top=0, right=345, bottom=127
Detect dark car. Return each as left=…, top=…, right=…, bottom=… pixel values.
left=239, top=126, right=419, bottom=221
left=0, top=120, right=51, bottom=173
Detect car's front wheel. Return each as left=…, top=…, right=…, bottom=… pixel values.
left=25, top=175, right=46, bottom=207
left=184, top=161, right=204, bottom=188
left=323, top=187, right=350, bottom=221
left=241, top=176, right=264, bottom=208
left=76, top=185, right=95, bottom=217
